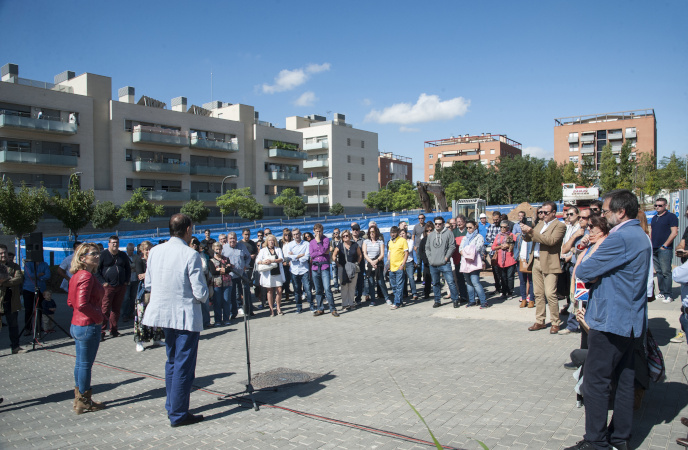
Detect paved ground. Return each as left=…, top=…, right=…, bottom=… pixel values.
left=1, top=276, right=686, bottom=450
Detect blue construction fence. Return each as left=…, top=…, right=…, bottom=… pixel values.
left=19, top=200, right=658, bottom=268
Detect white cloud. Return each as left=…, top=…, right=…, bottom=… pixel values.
left=361, top=98, right=372, bottom=106
left=294, top=91, right=317, bottom=107
left=262, top=63, right=331, bottom=94
left=365, top=94, right=470, bottom=125
left=399, top=126, right=420, bottom=133
left=523, top=146, right=554, bottom=160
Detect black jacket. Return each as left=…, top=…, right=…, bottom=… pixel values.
left=96, top=250, right=131, bottom=287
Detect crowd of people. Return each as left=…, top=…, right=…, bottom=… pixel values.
left=0, top=190, right=684, bottom=443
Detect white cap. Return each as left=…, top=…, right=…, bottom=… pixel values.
left=479, top=213, right=487, bottom=219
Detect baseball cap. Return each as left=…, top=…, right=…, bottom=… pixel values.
left=350, top=223, right=360, bottom=231
left=479, top=213, right=487, bottom=219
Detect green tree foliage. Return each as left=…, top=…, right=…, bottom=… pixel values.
left=364, top=188, right=395, bottom=211
left=364, top=180, right=419, bottom=212
left=217, top=187, right=263, bottom=221
left=445, top=181, right=469, bottom=204
left=578, top=154, right=598, bottom=187
left=633, top=153, right=659, bottom=203
left=656, top=152, right=687, bottom=192
left=119, top=188, right=165, bottom=224
left=0, top=179, right=49, bottom=238
left=273, top=188, right=306, bottom=219
left=598, top=143, right=618, bottom=193
left=91, top=201, right=121, bottom=230
left=391, top=182, right=420, bottom=211
left=48, top=179, right=95, bottom=241
left=180, top=200, right=210, bottom=224
left=616, top=142, right=634, bottom=190
left=544, top=159, right=564, bottom=201
left=562, top=162, right=578, bottom=184
left=329, top=202, right=344, bottom=216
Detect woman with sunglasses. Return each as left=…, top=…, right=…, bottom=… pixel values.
left=459, top=221, right=488, bottom=308
left=68, top=243, right=106, bottom=414
left=362, top=225, right=389, bottom=306
left=332, top=230, right=362, bottom=310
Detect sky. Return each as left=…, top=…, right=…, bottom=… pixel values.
left=1, top=0, right=686, bottom=183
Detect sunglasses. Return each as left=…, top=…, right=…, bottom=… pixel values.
left=466, top=226, right=475, bottom=230
left=434, top=222, right=443, bottom=226
left=579, top=216, right=590, bottom=220
left=84, top=252, right=100, bottom=257
left=537, top=211, right=545, bottom=215
left=654, top=204, right=665, bottom=208
left=566, top=213, right=576, bottom=217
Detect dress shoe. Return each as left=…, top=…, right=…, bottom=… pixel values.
left=564, top=441, right=595, bottom=450
left=519, top=299, right=528, bottom=308
left=678, top=437, right=688, bottom=447
left=110, top=330, right=121, bottom=338
left=611, top=440, right=629, bottom=450
left=453, top=301, right=459, bottom=308
left=550, top=325, right=560, bottom=334
left=563, top=362, right=579, bottom=370
left=528, top=322, right=546, bottom=331
left=432, top=302, right=440, bottom=308
left=170, top=413, right=204, bottom=428
left=681, top=416, right=688, bottom=427
left=101, top=332, right=106, bottom=342
left=313, top=310, right=324, bottom=316
left=527, top=301, right=535, bottom=308
left=331, top=310, right=339, bottom=317
left=11, top=346, right=27, bottom=354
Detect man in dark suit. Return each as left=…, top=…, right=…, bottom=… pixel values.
left=520, top=201, right=567, bottom=333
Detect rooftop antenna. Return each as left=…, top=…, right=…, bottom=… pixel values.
left=210, top=66, right=213, bottom=103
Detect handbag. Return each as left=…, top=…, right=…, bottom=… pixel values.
left=257, top=262, right=277, bottom=272
left=519, top=258, right=531, bottom=273
left=646, top=329, right=666, bottom=382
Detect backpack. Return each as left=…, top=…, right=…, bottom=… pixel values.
left=646, top=329, right=666, bottom=383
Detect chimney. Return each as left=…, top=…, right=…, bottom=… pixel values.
left=1, top=63, right=18, bottom=82
left=118, top=86, right=135, bottom=104
left=171, top=96, right=187, bottom=112
left=54, top=70, right=75, bottom=84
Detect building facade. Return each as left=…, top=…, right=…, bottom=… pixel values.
left=286, top=114, right=379, bottom=213
left=423, top=134, right=522, bottom=181
left=378, top=152, right=412, bottom=187
left=553, top=109, right=656, bottom=171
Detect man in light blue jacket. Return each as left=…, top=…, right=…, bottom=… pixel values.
left=565, top=190, right=650, bottom=450
left=143, top=214, right=209, bottom=428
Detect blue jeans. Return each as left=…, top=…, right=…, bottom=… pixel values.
left=163, top=328, right=200, bottom=425
left=404, top=263, right=417, bottom=296
left=464, top=270, right=486, bottom=306
left=429, top=262, right=458, bottom=303
left=232, top=277, right=252, bottom=315
left=389, top=268, right=405, bottom=306
left=312, top=267, right=336, bottom=312
left=330, top=264, right=340, bottom=290
left=653, top=248, right=673, bottom=297
left=518, top=266, right=534, bottom=301
left=212, top=286, right=231, bottom=324
left=367, top=265, right=389, bottom=302
left=291, top=272, right=314, bottom=312
left=71, top=323, right=101, bottom=393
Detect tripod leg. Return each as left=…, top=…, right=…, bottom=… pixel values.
left=243, top=292, right=259, bottom=411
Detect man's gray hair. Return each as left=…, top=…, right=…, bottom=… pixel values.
left=227, top=231, right=237, bottom=239
left=291, top=228, right=300, bottom=234
left=218, top=233, right=226, bottom=240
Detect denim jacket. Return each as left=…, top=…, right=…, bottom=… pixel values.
left=576, top=219, right=650, bottom=337
left=513, top=233, right=532, bottom=262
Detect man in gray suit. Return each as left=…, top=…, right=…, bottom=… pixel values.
left=142, top=214, right=209, bottom=427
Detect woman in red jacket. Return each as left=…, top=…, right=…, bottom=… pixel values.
left=68, top=243, right=106, bottom=414
left=491, top=221, right=517, bottom=300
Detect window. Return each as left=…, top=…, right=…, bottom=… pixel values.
left=124, top=120, right=133, bottom=131
left=361, top=174, right=365, bottom=181
left=429, top=164, right=434, bottom=169
left=347, top=172, right=351, bottom=180
left=569, top=156, right=579, bottom=163
left=361, top=191, right=365, bottom=199
left=347, top=138, right=351, bottom=146
left=480, top=150, right=485, bottom=155
left=428, top=154, right=433, bottom=159
left=348, top=190, right=352, bottom=198
left=361, top=157, right=364, bottom=164
left=490, top=149, right=495, bottom=154
left=569, top=143, right=579, bottom=152
left=347, top=155, right=351, bottom=163
left=361, top=140, right=365, bottom=148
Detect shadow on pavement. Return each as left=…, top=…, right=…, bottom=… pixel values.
left=632, top=380, right=688, bottom=447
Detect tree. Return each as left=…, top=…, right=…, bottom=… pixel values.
left=273, top=188, right=306, bottom=219
left=217, top=187, right=263, bottom=221
left=391, top=182, right=420, bottom=211
left=562, top=162, right=578, bottom=184
left=655, top=152, right=687, bottom=192
left=633, top=152, right=658, bottom=204
left=363, top=188, right=394, bottom=212
left=48, top=178, right=95, bottom=241
left=91, top=201, right=121, bottom=230
left=578, top=154, right=598, bottom=187
left=0, top=180, right=49, bottom=253
left=329, top=202, right=344, bottom=216
left=119, top=188, right=165, bottom=224
left=598, top=143, right=618, bottom=193
left=544, top=159, right=564, bottom=201
left=180, top=199, right=210, bottom=224
left=445, top=181, right=469, bottom=204
left=616, top=141, right=634, bottom=190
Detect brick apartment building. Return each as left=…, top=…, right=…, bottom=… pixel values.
left=378, top=152, right=412, bottom=188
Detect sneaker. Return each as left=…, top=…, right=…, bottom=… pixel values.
left=671, top=331, right=685, bottom=343
left=295, top=310, right=302, bottom=314
left=390, top=305, right=399, bottom=310
left=136, top=342, right=145, bottom=352
left=331, top=310, right=339, bottom=317
left=466, top=303, right=476, bottom=308
left=369, top=302, right=375, bottom=307
left=385, top=299, right=392, bottom=305
left=656, top=293, right=665, bottom=301
left=663, top=296, right=674, bottom=304
left=11, top=346, right=27, bottom=354
left=237, top=308, right=244, bottom=316
left=214, top=322, right=223, bottom=327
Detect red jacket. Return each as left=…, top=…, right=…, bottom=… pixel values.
left=68, top=270, right=105, bottom=326
left=491, top=232, right=517, bottom=268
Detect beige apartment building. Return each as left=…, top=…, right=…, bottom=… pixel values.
left=423, top=134, right=522, bottom=181
left=286, top=114, right=379, bottom=213
left=553, top=109, right=656, bottom=171
left=0, top=63, right=313, bottom=217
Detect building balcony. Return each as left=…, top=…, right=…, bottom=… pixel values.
left=190, top=136, right=238, bottom=152
left=0, top=111, right=77, bottom=135
left=303, top=195, right=328, bottom=204
left=303, top=140, right=329, bottom=151
left=567, top=134, right=578, bottom=143
left=132, top=126, right=189, bottom=147
left=304, top=177, right=328, bottom=187
left=580, top=134, right=595, bottom=143
left=303, top=159, right=329, bottom=169
left=133, top=160, right=190, bottom=174
left=608, top=130, right=623, bottom=140
left=141, top=190, right=190, bottom=202
left=190, top=192, right=221, bottom=201
left=0, top=149, right=78, bottom=167
left=625, top=129, right=637, bottom=139
left=268, top=148, right=308, bottom=160
left=580, top=146, right=595, bottom=154
left=266, top=171, right=307, bottom=181
left=189, top=165, right=239, bottom=177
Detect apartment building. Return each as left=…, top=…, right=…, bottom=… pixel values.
left=423, top=133, right=522, bottom=181
left=286, top=114, right=379, bottom=214
left=553, top=109, right=656, bottom=170
left=378, top=152, right=412, bottom=187
left=0, top=63, right=307, bottom=217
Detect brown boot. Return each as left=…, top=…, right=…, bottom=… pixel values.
left=519, top=299, right=528, bottom=308
left=73, top=387, right=79, bottom=410
left=527, top=301, right=535, bottom=308
left=75, top=389, right=106, bottom=414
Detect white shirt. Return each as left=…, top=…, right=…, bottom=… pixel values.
left=284, top=240, right=310, bottom=275
left=561, top=222, right=581, bottom=259
left=533, top=220, right=554, bottom=258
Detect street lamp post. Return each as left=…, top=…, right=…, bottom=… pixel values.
left=220, top=175, right=236, bottom=225
left=383, top=178, right=396, bottom=213
left=317, top=177, right=331, bottom=218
